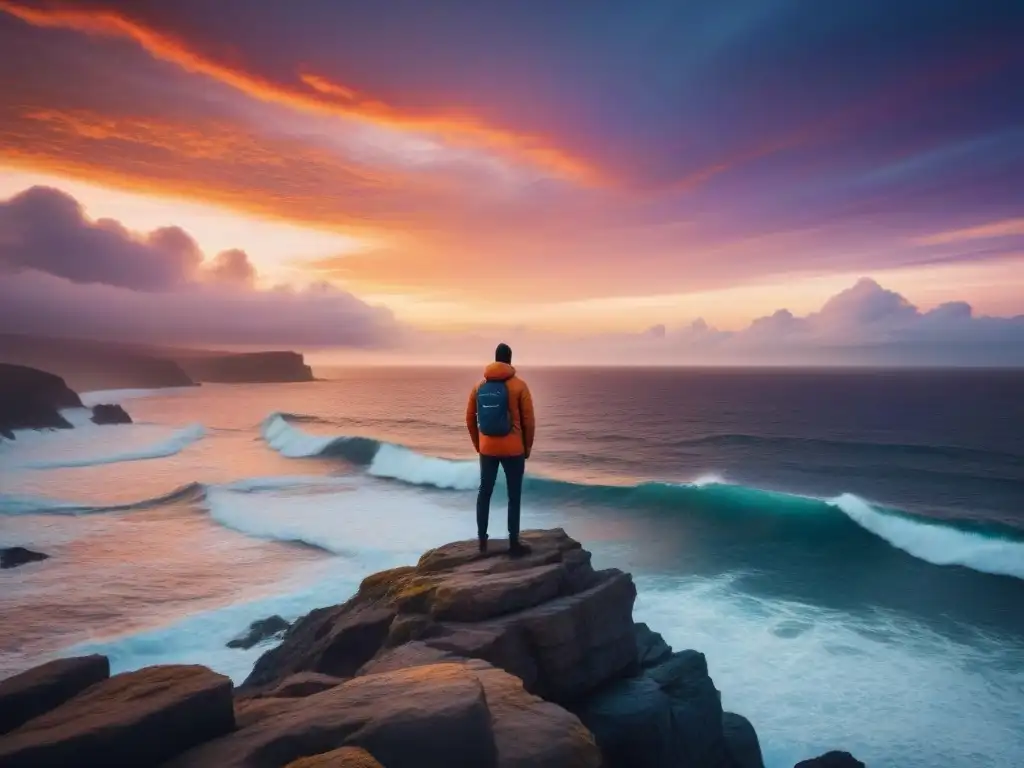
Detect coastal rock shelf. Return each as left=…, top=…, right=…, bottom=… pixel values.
left=0, top=530, right=861, bottom=767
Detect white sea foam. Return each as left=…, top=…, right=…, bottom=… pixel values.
left=23, top=424, right=205, bottom=470
left=634, top=574, right=1024, bottom=768
left=829, top=493, right=1024, bottom=580
left=690, top=472, right=727, bottom=487
left=367, top=443, right=478, bottom=490
left=204, top=475, right=474, bottom=560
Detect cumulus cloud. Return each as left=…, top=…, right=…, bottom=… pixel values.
left=0, top=186, right=397, bottom=348
left=0, top=186, right=203, bottom=290
left=640, top=278, right=1024, bottom=364
left=398, top=278, right=1024, bottom=366
left=203, top=248, right=257, bottom=287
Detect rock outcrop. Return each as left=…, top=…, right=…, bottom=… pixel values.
left=0, top=363, right=81, bottom=438
left=0, top=665, right=233, bottom=768
left=227, top=615, right=291, bottom=650
left=0, top=655, right=109, bottom=736
left=0, top=547, right=49, bottom=570
left=90, top=403, right=133, bottom=425
left=0, top=530, right=859, bottom=767
left=795, top=752, right=866, bottom=768
left=176, top=351, right=314, bottom=383
left=235, top=529, right=752, bottom=768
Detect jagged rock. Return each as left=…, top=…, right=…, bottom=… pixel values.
left=649, top=650, right=733, bottom=767
left=635, top=622, right=672, bottom=669
left=89, top=403, right=132, bottom=425
left=241, top=604, right=396, bottom=691
left=266, top=672, right=346, bottom=698
left=0, top=664, right=234, bottom=768
left=234, top=530, right=775, bottom=768
left=0, top=655, right=109, bottom=735
left=795, top=752, right=866, bottom=768
left=573, top=673, right=675, bottom=768
left=0, top=547, right=49, bottom=570
left=168, top=663, right=498, bottom=768
left=466, top=659, right=602, bottom=768
left=285, top=747, right=384, bottom=767
left=243, top=529, right=636, bottom=704
left=227, top=615, right=291, bottom=649
left=723, top=712, right=765, bottom=768
left=0, top=363, right=80, bottom=436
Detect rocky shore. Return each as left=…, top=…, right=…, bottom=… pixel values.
left=0, top=530, right=863, bottom=767
left=0, top=363, right=132, bottom=441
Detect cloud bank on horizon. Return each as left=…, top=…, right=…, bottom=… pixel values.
left=1, top=185, right=1020, bottom=365
left=0, top=0, right=1022, bottom=364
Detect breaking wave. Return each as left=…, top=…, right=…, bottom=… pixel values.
left=259, top=412, right=1024, bottom=581
left=23, top=424, right=205, bottom=469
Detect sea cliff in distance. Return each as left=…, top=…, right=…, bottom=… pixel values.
left=0, top=334, right=314, bottom=391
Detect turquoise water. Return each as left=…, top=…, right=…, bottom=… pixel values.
left=1, top=368, right=1022, bottom=767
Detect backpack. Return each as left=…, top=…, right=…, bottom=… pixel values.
left=476, top=380, right=512, bottom=437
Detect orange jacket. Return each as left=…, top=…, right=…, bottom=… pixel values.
left=466, top=362, right=535, bottom=458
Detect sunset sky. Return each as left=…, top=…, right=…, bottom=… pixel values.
left=1, top=0, right=1022, bottom=364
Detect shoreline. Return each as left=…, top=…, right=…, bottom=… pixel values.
left=0, top=529, right=862, bottom=768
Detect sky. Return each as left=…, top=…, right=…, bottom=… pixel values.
left=0, top=0, right=1022, bottom=365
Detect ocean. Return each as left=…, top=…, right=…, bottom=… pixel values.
left=1, top=367, right=1022, bottom=767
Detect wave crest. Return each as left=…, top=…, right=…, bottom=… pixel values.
left=24, top=424, right=205, bottom=469
left=260, top=412, right=1024, bottom=581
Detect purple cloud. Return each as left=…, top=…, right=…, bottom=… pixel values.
left=0, top=186, right=396, bottom=348
left=204, top=249, right=257, bottom=287
left=0, top=186, right=203, bottom=290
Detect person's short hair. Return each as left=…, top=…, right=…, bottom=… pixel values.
left=495, top=343, right=512, bottom=364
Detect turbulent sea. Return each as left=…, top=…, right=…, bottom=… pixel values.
left=2, top=367, right=1023, bottom=767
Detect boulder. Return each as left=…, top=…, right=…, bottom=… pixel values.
left=0, top=655, right=109, bottom=735
left=89, top=403, right=132, bottom=425
left=0, top=547, right=49, bottom=570
left=228, top=615, right=291, bottom=650
left=168, top=663, right=498, bottom=768
left=795, top=752, right=866, bottom=768
left=0, top=664, right=234, bottom=768
left=285, top=747, right=384, bottom=767
left=241, top=603, right=396, bottom=692
left=266, top=672, right=346, bottom=698
left=723, top=712, right=765, bottom=768
left=0, top=363, right=80, bottom=436
left=467, top=660, right=601, bottom=768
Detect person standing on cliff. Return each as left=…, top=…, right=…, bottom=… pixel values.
left=466, top=343, right=536, bottom=556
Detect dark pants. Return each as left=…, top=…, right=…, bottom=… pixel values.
left=477, top=454, right=525, bottom=542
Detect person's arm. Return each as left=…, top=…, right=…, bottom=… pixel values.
left=520, top=383, right=536, bottom=459
left=466, top=385, right=481, bottom=453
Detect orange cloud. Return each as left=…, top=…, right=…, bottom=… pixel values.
left=0, top=0, right=598, bottom=183
left=0, top=105, right=436, bottom=236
